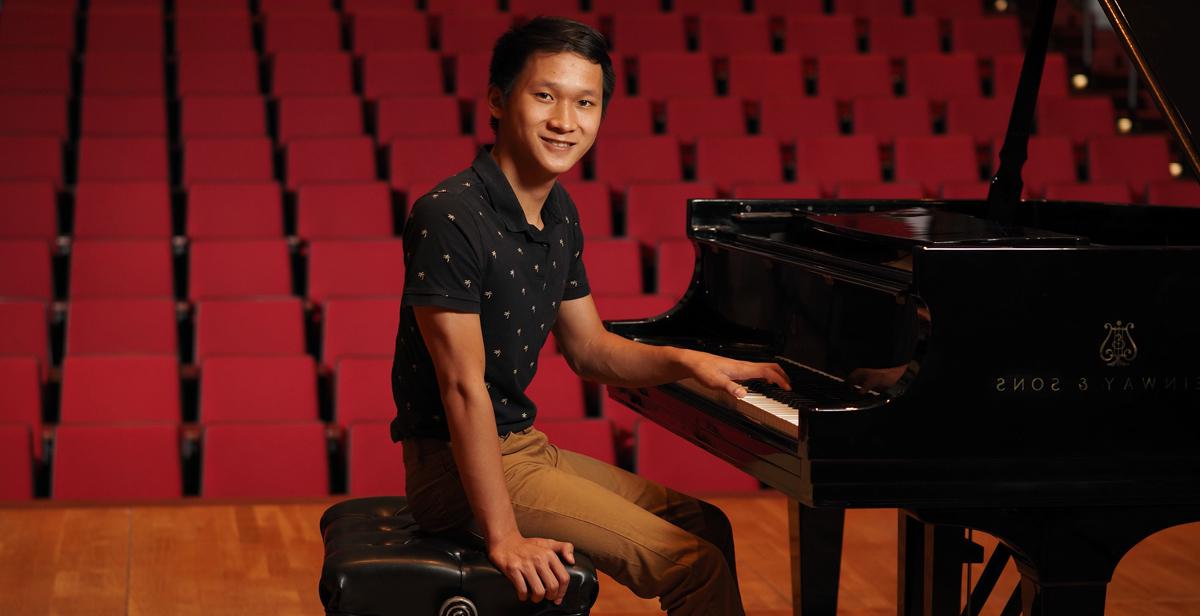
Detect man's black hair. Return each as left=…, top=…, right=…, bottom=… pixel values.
left=487, top=16, right=615, bottom=133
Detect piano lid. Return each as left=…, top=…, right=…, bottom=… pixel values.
left=1099, top=1, right=1200, bottom=180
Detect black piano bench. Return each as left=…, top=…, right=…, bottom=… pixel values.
left=318, top=497, right=600, bottom=616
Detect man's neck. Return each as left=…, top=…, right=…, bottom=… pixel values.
left=490, top=143, right=555, bottom=230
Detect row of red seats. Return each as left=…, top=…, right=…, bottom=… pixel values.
left=3, top=93, right=1120, bottom=146
left=0, top=10, right=1023, bottom=55
left=0, top=414, right=752, bottom=501
left=0, top=48, right=1067, bottom=101
left=4, top=134, right=1172, bottom=193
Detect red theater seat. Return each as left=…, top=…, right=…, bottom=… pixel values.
left=0, top=357, right=41, bottom=438
left=0, top=302, right=50, bottom=376
left=308, top=240, right=405, bottom=303
left=177, top=0, right=249, bottom=12
left=68, top=240, right=173, bottom=299
left=0, top=50, right=71, bottom=94
left=175, top=13, right=255, bottom=52
left=940, top=181, right=989, bottom=200
left=539, top=418, right=617, bottom=466
left=913, top=0, right=983, bottom=18
left=0, top=94, right=68, bottom=139
left=95, top=98, right=166, bottom=143
left=675, top=0, right=743, bottom=13
left=86, top=11, right=163, bottom=52
left=194, top=298, right=305, bottom=361
left=0, top=240, right=52, bottom=301
left=656, top=238, right=695, bottom=299
left=993, top=52, right=1067, bottom=100
left=1036, top=96, right=1115, bottom=144
left=201, top=422, right=328, bottom=498
left=558, top=181, right=612, bottom=238
left=946, top=97, right=1011, bottom=144
left=818, top=53, right=892, bottom=99
left=837, top=181, right=924, bottom=199
left=388, top=136, right=475, bottom=191
left=1088, top=135, right=1171, bottom=197
left=526, top=354, right=586, bottom=420
left=177, top=51, right=261, bottom=96
left=906, top=52, right=981, bottom=100
left=53, top=424, right=182, bottom=500
left=696, top=136, right=782, bottom=193
left=453, top=51, right=490, bottom=100
left=593, top=294, right=675, bottom=321
left=287, top=137, right=377, bottom=189
left=363, top=51, right=445, bottom=99
left=438, top=14, right=514, bottom=55
left=200, top=355, right=318, bottom=423
left=591, top=0, right=660, bottom=14
left=336, top=357, right=396, bottom=425
left=756, top=0, right=822, bottom=13
left=347, top=421, right=405, bottom=496
left=376, top=96, right=461, bottom=141
left=894, top=135, right=978, bottom=195
left=593, top=136, right=681, bottom=189
left=611, top=14, right=686, bottom=53
left=83, top=51, right=164, bottom=95
left=665, top=98, right=746, bottom=142
left=635, top=420, right=759, bottom=492
left=189, top=239, right=292, bottom=301
left=272, top=51, right=354, bottom=96
left=59, top=355, right=180, bottom=424
left=852, top=97, right=932, bottom=141
left=0, top=136, right=62, bottom=185
left=352, top=12, right=428, bottom=53
left=259, top=0, right=331, bottom=12
left=264, top=12, right=342, bottom=53
left=298, top=182, right=393, bottom=240
left=786, top=16, right=857, bottom=55
left=697, top=14, right=771, bottom=55
left=184, top=137, right=274, bottom=185
left=994, top=136, right=1076, bottom=198
left=77, top=137, right=168, bottom=181
left=0, top=10, right=75, bottom=50
left=181, top=96, right=267, bottom=138
left=951, top=17, right=1022, bottom=55
left=625, top=182, right=717, bottom=245
left=1044, top=182, right=1132, bottom=204
left=635, top=52, right=715, bottom=99
left=590, top=96, right=652, bottom=137
left=0, top=182, right=57, bottom=242
left=869, top=17, right=941, bottom=56
left=67, top=298, right=177, bottom=356
left=837, top=0, right=904, bottom=16
left=727, top=53, right=805, bottom=99
left=0, top=425, right=32, bottom=501
left=758, top=98, right=839, bottom=140
left=73, top=181, right=171, bottom=239
left=277, top=95, right=364, bottom=142
left=321, top=298, right=401, bottom=371
left=187, top=182, right=283, bottom=239
left=583, top=239, right=642, bottom=295
left=731, top=182, right=822, bottom=199
left=795, top=135, right=882, bottom=193
left=1147, top=180, right=1200, bottom=208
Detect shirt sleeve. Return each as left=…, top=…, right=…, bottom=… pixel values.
left=561, top=195, right=591, bottom=301
left=402, top=194, right=485, bottom=313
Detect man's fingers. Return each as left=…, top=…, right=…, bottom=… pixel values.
left=507, top=566, right=529, bottom=601
left=557, top=541, right=576, bottom=565
left=724, top=378, right=747, bottom=398
left=527, top=565, right=548, bottom=603
left=766, top=363, right=791, bottom=390
left=548, top=554, right=571, bottom=602
left=535, top=560, right=561, bottom=603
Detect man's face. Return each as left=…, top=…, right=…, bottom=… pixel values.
left=490, top=51, right=603, bottom=179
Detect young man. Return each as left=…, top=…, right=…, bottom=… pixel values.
left=391, top=17, right=789, bottom=615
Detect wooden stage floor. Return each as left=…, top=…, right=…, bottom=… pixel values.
left=2, top=493, right=1199, bottom=616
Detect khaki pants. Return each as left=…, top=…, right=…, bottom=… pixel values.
left=402, top=427, right=746, bottom=616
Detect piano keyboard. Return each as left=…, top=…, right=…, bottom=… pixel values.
left=674, top=362, right=878, bottom=438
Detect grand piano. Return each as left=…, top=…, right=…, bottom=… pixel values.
left=606, top=1, right=1200, bottom=614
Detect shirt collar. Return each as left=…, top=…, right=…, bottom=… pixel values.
left=470, top=147, right=565, bottom=234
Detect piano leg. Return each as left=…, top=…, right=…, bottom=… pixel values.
left=788, top=499, right=844, bottom=616
left=897, top=512, right=970, bottom=616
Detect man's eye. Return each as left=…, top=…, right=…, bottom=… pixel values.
left=578, top=100, right=595, bottom=108
left=535, top=92, right=552, bottom=100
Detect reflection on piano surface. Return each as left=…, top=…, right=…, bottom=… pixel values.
left=606, top=0, right=1200, bottom=613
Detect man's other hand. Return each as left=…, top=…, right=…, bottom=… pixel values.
left=488, top=533, right=576, bottom=604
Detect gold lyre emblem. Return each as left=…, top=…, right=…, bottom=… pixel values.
left=1100, top=321, right=1138, bottom=367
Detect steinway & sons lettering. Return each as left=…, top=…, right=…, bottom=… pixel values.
left=994, top=374, right=1200, bottom=393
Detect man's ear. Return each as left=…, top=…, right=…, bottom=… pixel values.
left=486, top=85, right=505, bottom=123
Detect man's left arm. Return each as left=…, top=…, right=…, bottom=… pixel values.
left=552, top=295, right=790, bottom=399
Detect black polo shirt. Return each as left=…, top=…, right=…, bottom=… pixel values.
left=390, top=148, right=592, bottom=441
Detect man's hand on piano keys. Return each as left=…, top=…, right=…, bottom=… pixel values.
left=681, top=350, right=791, bottom=399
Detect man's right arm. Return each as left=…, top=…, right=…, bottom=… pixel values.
left=413, top=305, right=575, bottom=606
